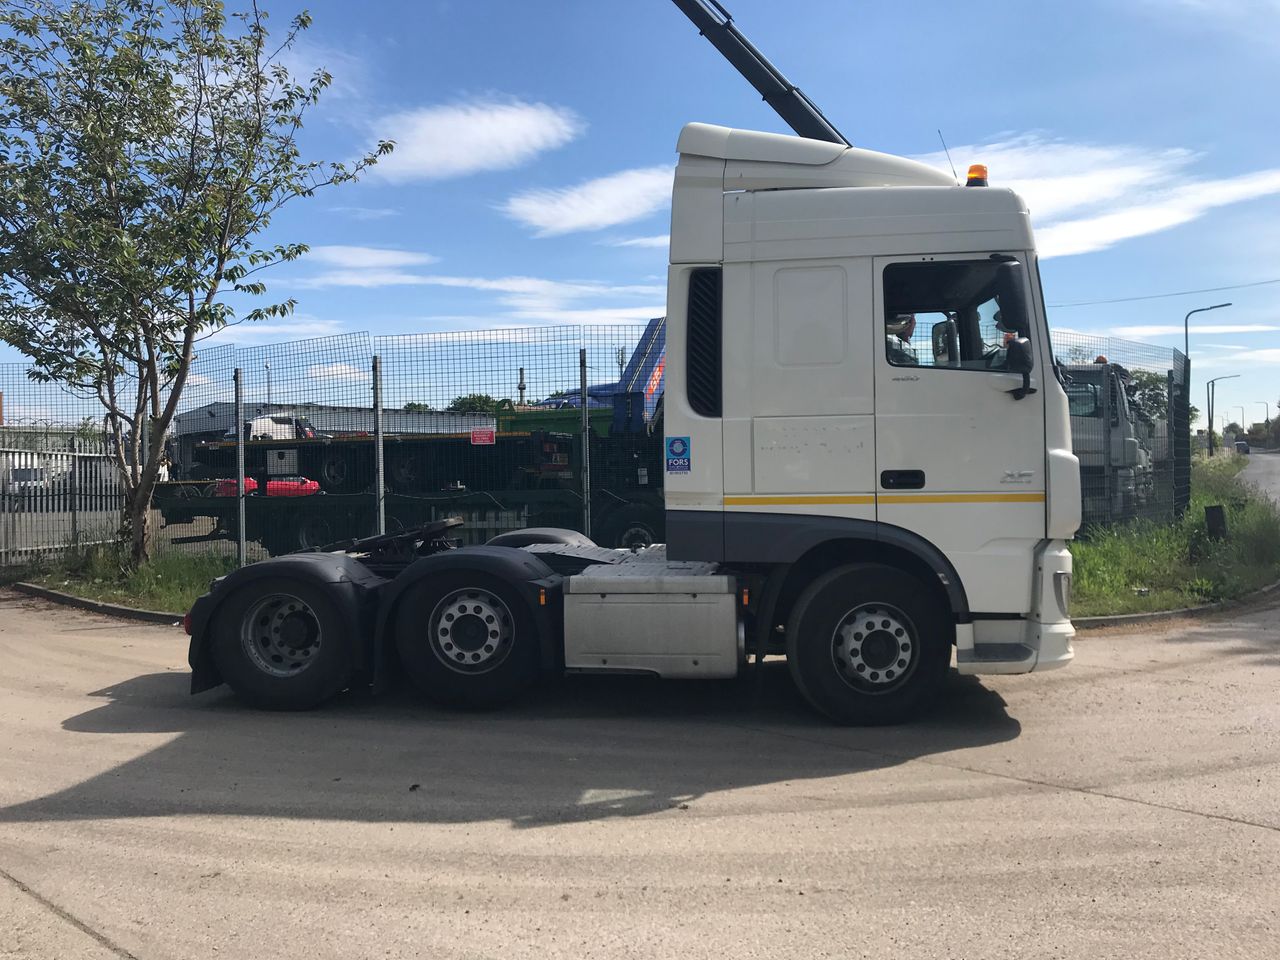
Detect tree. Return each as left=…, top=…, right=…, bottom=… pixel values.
left=0, top=1, right=391, bottom=562
left=402, top=401, right=432, bottom=413
left=1125, top=369, right=1171, bottom=428
left=447, top=393, right=499, bottom=414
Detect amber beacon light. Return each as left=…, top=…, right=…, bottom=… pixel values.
left=965, top=163, right=989, bottom=187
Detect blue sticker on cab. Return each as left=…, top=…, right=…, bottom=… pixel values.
left=666, top=435, right=691, bottom=474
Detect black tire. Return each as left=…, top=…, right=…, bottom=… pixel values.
left=394, top=572, right=540, bottom=708
left=388, top=451, right=420, bottom=493
left=314, top=451, right=356, bottom=493
left=598, top=505, right=662, bottom=550
left=210, top=577, right=354, bottom=710
left=785, top=563, right=950, bottom=725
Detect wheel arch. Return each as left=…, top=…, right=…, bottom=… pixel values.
left=187, top=553, right=385, bottom=695
left=373, top=546, right=562, bottom=690
left=764, top=529, right=969, bottom=644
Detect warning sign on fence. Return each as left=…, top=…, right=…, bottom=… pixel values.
left=470, top=427, right=496, bottom=446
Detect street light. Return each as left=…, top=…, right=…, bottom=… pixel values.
left=1205, top=374, right=1239, bottom=455
left=1184, top=302, right=1231, bottom=359
left=1259, top=401, right=1271, bottom=427
left=265, top=361, right=272, bottom=408
left=1234, top=405, right=1246, bottom=430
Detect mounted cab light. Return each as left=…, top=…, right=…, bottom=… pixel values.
left=539, top=588, right=547, bottom=606
left=966, top=163, right=988, bottom=187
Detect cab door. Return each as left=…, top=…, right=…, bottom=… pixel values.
left=872, top=254, right=1046, bottom=614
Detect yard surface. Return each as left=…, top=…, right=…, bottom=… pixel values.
left=1, top=590, right=1277, bottom=959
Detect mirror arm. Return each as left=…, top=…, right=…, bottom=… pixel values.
left=1006, top=372, right=1038, bottom=401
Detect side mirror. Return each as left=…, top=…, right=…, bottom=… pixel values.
left=1006, top=336, right=1034, bottom=373
left=931, top=319, right=959, bottom=365
left=996, top=262, right=1031, bottom=336
left=1004, top=336, right=1037, bottom=400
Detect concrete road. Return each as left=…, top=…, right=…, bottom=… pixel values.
left=0, top=592, right=1277, bottom=959
left=1241, top=448, right=1280, bottom=501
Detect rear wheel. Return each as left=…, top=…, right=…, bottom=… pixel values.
left=395, top=573, right=539, bottom=708
left=786, top=564, right=949, bottom=725
left=315, top=451, right=356, bottom=493
left=598, top=505, right=662, bottom=550
left=210, top=577, right=354, bottom=709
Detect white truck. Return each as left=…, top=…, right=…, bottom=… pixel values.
left=181, top=0, right=1080, bottom=725
left=1064, top=362, right=1155, bottom=524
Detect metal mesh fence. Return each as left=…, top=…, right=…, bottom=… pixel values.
left=1052, top=331, right=1191, bottom=527
left=0, top=364, right=125, bottom=564
left=0, top=319, right=1189, bottom=569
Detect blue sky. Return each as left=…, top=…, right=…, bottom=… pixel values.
left=11, top=0, right=1280, bottom=427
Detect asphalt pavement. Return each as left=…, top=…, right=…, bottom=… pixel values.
left=1241, top=448, right=1280, bottom=501
left=1, top=590, right=1277, bottom=959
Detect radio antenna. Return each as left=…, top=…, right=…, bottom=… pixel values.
left=937, top=129, right=958, bottom=182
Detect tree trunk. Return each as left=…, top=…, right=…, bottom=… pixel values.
left=122, top=484, right=153, bottom=566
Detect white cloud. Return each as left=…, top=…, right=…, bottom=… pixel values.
left=208, top=317, right=345, bottom=344
left=328, top=206, right=400, bottom=221
left=503, top=166, right=673, bottom=237
left=276, top=40, right=366, bottom=100
left=1111, top=323, right=1280, bottom=338
left=913, top=136, right=1280, bottom=258
left=291, top=261, right=664, bottom=326
left=604, top=234, right=670, bottom=249
left=372, top=99, right=583, bottom=182
left=305, top=362, right=370, bottom=383
left=305, top=245, right=439, bottom=269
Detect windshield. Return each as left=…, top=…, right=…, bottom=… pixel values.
left=1066, top=383, right=1101, bottom=417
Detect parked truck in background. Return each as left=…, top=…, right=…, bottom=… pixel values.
left=1064, top=361, right=1156, bottom=524
left=181, top=0, right=1080, bottom=725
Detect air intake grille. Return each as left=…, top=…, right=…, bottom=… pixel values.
left=686, top=268, right=722, bottom=418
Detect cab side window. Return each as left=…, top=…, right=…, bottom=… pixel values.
left=883, top=260, right=1022, bottom=372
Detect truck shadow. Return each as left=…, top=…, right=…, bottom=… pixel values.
left=0, top=666, right=1020, bottom=829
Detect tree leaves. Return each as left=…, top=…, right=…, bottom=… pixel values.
left=0, top=0, right=391, bottom=562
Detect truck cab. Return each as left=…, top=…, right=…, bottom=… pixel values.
left=662, top=124, right=1079, bottom=675
left=228, top=415, right=320, bottom=442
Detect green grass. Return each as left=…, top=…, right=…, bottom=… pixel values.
left=29, top=547, right=237, bottom=614
left=1071, top=455, right=1280, bottom=616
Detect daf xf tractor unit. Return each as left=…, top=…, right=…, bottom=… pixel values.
left=181, top=0, right=1081, bottom=725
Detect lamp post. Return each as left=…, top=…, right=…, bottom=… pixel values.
left=1205, top=374, right=1239, bottom=455
left=265, top=362, right=272, bottom=408
left=1183, top=302, right=1231, bottom=359
left=1259, top=401, right=1270, bottom=427
left=1234, top=406, right=1246, bottom=431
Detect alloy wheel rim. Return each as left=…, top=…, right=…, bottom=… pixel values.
left=429, top=588, right=515, bottom=674
left=241, top=593, right=322, bottom=677
left=830, top=602, right=918, bottom=694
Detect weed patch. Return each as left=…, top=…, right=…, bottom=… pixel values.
left=1072, top=455, right=1280, bottom=616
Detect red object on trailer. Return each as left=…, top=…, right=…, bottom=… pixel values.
left=213, top=476, right=320, bottom=498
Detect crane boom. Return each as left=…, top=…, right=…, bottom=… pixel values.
left=671, top=0, right=850, bottom=146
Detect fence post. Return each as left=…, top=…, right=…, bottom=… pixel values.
left=372, top=354, right=386, bottom=535
left=69, top=435, right=79, bottom=550
left=1175, top=354, right=1191, bottom=516
left=1101, top=363, right=1113, bottom=522
left=580, top=347, right=591, bottom=538
left=234, top=367, right=246, bottom=567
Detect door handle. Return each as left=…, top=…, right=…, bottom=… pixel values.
left=881, top=470, right=925, bottom=490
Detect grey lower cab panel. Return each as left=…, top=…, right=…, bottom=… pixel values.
left=562, top=555, right=740, bottom=678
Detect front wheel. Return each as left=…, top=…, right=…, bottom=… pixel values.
left=210, top=577, right=354, bottom=710
left=786, top=564, right=950, bottom=725
left=394, top=573, right=539, bottom=708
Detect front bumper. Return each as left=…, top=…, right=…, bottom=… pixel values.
left=955, top=539, right=1074, bottom=675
